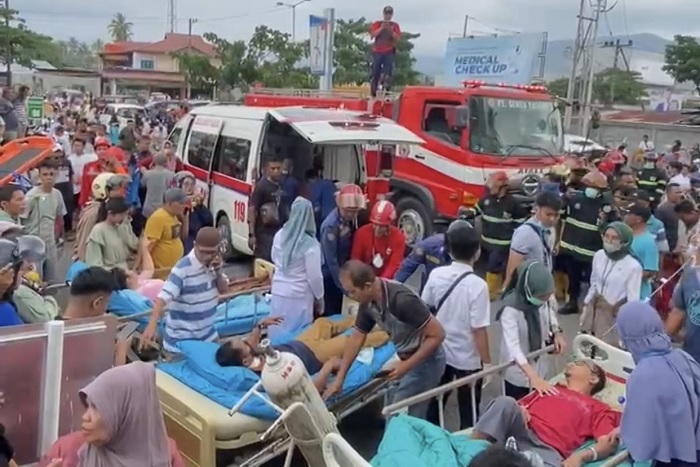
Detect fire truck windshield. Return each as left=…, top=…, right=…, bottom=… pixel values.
left=468, top=96, right=563, bottom=157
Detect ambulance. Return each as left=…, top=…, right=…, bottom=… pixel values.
left=170, top=105, right=424, bottom=258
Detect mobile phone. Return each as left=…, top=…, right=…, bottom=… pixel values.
left=374, top=369, right=392, bottom=379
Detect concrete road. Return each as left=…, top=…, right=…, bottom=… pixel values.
left=52, top=245, right=581, bottom=464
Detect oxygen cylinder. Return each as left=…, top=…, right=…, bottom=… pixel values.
left=259, top=339, right=339, bottom=466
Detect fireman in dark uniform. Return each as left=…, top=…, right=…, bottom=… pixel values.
left=558, top=170, right=617, bottom=315
left=476, top=171, right=529, bottom=299
left=636, top=152, right=667, bottom=207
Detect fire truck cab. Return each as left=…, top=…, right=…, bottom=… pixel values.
left=245, top=82, right=565, bottom=245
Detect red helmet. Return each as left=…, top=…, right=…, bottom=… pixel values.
left=370, top=200, right=397, bottom=226
left=94, top=136, right=111, bottom=149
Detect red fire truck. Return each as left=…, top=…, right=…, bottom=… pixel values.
left=245, top=81, right=565, bottom=245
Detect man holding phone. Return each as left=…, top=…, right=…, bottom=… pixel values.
left=369, top=6, right=401, bottom=97
left=140, top=227, right=229, bottom=354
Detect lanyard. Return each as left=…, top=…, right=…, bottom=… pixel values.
left=599, top=258, right=617, bottom=295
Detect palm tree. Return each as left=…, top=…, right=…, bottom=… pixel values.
left=108, top=13, right=133, bottom=42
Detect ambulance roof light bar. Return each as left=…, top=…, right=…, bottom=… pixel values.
left=462, top=80, right=548, bottom=94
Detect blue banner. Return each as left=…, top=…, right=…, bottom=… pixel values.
left=309, top=15, right=328, bottom=76
left=442, top=34, right=544, bottom=86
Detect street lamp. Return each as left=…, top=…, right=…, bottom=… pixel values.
left=276, top=0, right=310, bottom=42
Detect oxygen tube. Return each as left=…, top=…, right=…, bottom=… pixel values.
left=600, top=246, right=697, bottom=341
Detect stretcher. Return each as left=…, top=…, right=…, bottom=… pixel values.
left=323, top=335, right=639, bottom=467
left=155, top=338, right=398, bottom=467
left=0, top=136, right=56, bottom=187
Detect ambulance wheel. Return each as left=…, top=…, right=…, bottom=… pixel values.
left=217, top=214, right=236, bottom=261
left=396, top=197, right=433, bottom=248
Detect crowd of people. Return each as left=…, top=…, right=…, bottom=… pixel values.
left=0, top=81, right=697, bottom=466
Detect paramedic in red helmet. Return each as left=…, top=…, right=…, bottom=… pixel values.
left=350, top=200, right=406, bottom=279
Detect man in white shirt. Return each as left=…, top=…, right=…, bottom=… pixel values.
left=67, top=138, right=98, bottom=206
left=638, top=135, right=654, bottom=152
left=668, top=161, right=691, bottom=191
left=422, top=219, right=491, bottom=429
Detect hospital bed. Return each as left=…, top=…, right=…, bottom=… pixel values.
left=154, top=318, right=398, bottom=467
left=322, top=335, right=640, bottom=467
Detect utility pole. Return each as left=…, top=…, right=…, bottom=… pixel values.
left=564, top=0, right=607, bottom=135
left=580, top=0, right=604, bottom=137
left=4, top=0, right=11, bottom=87
left=601, top=38, right=633, bottom=105
left=167, top=0, right=177, bottom=33
left=186, top=18, right=198, bottom=99
left=462, top=15, right=469, bottom=37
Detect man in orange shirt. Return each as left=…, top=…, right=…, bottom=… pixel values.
left=369, top=5, right=401, bottom=97
left=351, top=200, right=405, bottom=279
left=79, top=146, right=127, bottom=206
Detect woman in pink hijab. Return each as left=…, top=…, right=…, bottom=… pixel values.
left=40, top=362, right=184, bottom=467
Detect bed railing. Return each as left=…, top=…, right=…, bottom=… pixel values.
left=376, top=339, right=631, bottom=467
left=382, top=345, right=555, bottom=425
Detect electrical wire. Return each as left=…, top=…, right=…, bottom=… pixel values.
left=18, top=5, right=286, bottom=26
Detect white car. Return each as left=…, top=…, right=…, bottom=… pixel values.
left=564, top=134, right=605, bottom=153
left=99, top=103, right=146, bottom=129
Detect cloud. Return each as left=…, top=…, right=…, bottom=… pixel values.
left=15, top=0, right=700, bottom=57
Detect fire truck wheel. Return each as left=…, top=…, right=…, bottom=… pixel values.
left=396, top=196, right=433, bottom=248
left=217, top=214, right=236, bottom=261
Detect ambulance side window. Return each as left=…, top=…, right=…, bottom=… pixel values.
left=187, top=130, right=217, bottom=171
left=215, top=136, right=251, bottom=182
left=168, top=127, right=182, bottom=148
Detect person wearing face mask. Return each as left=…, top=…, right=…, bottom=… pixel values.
left=496, top=260, right=566, bottom=400
left=558, top=170, right=616, bottom=315
left=504, top=191, right=562, bottom=289
left=580, top=222, right=642, bottom=347
left=475, top=171, right=529, bottom=300
left=636, top=152, right=666, bottom=208
left=351, top=200, right=405, bottom=280
left=320, top=184, right=367, bottom=315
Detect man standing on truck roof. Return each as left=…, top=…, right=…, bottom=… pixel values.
left=476, top=171, right=529, bottom=301
left=369, top=6, right=401, bottom=98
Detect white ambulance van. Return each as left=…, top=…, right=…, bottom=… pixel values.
left=170, top=105, right=424, bottom=258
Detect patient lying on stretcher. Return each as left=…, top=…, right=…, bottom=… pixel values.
left=216, top=316, right=390, bottom=392
left=470, top=360, right=620, bottom=467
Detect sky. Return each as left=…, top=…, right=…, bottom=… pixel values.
left=13, top=0, right=700, bottom=57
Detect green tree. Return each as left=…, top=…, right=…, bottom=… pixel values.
left=108, top=13, right=133, bottom=42
left=593, top=68, right=647, bottom=105
left=546, top=68, right=647, bottom=106
left=0, top=7, right=60, bottom=68
left=663, top=35, right=700, bottom=94
left=203, top=33, right=258, bottom=89
left=246, top=25, right=318, bottom=88
left=56, top=37, right=100, bottom=69
left=173, top=53, right=219, bottom=94
left=546, top=77, right=569, bottom=98
left=332, top=17, right=420, bottom=87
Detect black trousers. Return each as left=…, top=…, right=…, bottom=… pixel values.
left=504, top=380, right=531, bottom=401
left=559, top=252, right=593, bottom=303
left=427, top=365, right=482, bottom=430
left=323, top=275, right=343, bottom=316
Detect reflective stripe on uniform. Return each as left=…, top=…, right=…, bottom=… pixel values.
left=481, top=235, right=511, bottom=246
left=565, top=217, right=598, bottom=232
left=559, top=240, right=596, bottom=257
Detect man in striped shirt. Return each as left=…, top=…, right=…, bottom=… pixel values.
left=140, top=227, right=229, bottom=353
left=13, top=86, right=28, bottom=138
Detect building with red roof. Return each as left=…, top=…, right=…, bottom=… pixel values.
left=99, top=33, right=220, bottom=97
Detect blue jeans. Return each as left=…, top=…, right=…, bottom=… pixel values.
left=370, top=52, right=395, bottom=96
left=390, top=346, right=446, bottom=419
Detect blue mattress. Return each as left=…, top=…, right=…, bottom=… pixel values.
left=67, top=261, right=270, bottom=337
left=158, top=321, right=397, bottom=420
